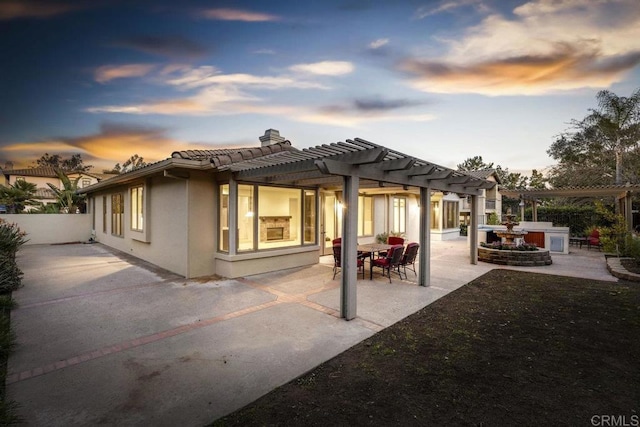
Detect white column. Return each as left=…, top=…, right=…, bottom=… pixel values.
left=418, top=187, right=431, bottom=287
left=340, top=174, right=359, bottom=320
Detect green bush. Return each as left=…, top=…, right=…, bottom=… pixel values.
left=487, top=213, right=501, bottom=225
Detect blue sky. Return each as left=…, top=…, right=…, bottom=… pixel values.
left=1, top=0, right=639, bottom=174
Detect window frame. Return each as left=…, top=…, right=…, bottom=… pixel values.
left=111, top=193, right=124, bottom=237
left=130, top=185, right=144, bottom=232
left=393, top=196, right=407, bottom=234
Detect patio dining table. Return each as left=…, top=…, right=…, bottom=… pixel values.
left=357, top=243, right=393, bottom=279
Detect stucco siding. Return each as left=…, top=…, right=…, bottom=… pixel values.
left=186, top=172, right=216, bottom=278
left=0, top=214, right=91, bottom=244
left=215, top=247, right=319, bottom=278
left=92, top=176, right=189, bottom=277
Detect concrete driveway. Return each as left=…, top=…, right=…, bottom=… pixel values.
left=6, top=240, right=614, bottom=425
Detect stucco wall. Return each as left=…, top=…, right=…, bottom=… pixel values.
left=0, top=214, right=91, bottom=244
left=186, top=171, right=216, bottom=278
left=91, top=176, right=189, bottom=277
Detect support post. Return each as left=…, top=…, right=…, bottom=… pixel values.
left=418, top=187, right=431, bottom=286
left=532, top=200, right=538, bottom=222
left=625, top=192, right=633, bottom=232
left=340, top=174, right=359, bottom=320
left=470, top=194, right=478, bottom=265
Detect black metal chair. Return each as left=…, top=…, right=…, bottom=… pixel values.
left=398, top=242, right=419, bottom=279
left=332, top=244, right=365, bottom=280
left=370, top=244, right=404, bottom=283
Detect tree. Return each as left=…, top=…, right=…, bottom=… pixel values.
left=457, top=156, right=545, bottom=190
left=547, top=88, right=640, bottom=186
left=456, top=156, right=493, bottom=171
left=0, top=180, right=39, bottom=213
left=35, top=153, right=92, bottom=172
left=47, top=170, right=86, bottom=213
left=103, top=154, right=148, bottom=174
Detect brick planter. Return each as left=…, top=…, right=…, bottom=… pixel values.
left=478, top=247, right=552, bottom=266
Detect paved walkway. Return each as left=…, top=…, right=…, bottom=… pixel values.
left=6, top=239, right=614, bottom=425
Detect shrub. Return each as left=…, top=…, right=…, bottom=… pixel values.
left=487, top=213, right=501, bottom=225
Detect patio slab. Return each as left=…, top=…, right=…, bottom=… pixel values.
left=6, top=239, right=616, bottom=425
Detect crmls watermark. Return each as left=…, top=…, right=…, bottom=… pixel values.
left=591, top=415, right=639, bottom=427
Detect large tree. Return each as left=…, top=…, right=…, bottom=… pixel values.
left=35, top=153, right=92, bottom=172
left=547, top=88, right=640, bottom=186
left=457, top=156, right=545, bottom=190
left=103, top=154, right=148, bottom=174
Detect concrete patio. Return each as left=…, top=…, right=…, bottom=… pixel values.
left=6, top=238, right=614, bottom=425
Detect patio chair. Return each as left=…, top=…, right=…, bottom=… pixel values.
left=332, top=245, right=365, bottom=280
left=371, top=244, right=404, bottom=283
left=332, top=237, right=342, bottom=246
left=587, top=229, right=601, bottom=250
left=398, top=242, right=419, bottom=278
left=379, top=236, right=405, bottom=258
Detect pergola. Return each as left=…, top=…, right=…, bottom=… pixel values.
left=218, top=138, right=495, bottom=320
left=501, top=184, right=640, bottom=231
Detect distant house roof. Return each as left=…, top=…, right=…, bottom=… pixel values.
left=465, top=169, right=501, bottom=184
left=34, top=188, right=56, bottom=199
left=2, top=166, right=59, bottom=178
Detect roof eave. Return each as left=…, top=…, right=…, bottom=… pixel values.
left=78, top=158, right=213, bottom=194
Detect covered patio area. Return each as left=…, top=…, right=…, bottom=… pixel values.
left=220, top=138, right=495, bottom=319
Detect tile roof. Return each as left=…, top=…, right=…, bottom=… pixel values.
left=171, top=141, right=294, bottom=166
left=34, top=188, right=56, bottom=199
left=2, top=166, right=59, bottom=177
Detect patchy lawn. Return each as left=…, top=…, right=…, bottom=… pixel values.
left=212, top=270, right=640, bottom=426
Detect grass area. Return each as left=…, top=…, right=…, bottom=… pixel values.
left=213, top=269, right=640, bottom=426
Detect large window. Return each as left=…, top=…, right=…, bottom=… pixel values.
left=130, top=185, right=144, bottom=232
left=111, top=193, right=124, bottom=237
left=238, top=185, right=254, bottom=252
left=393, top=197, right=406, bottom=234
left=444, top=201, right=459, bottom=229
left=431, top=201, right=439, bottom=230
left=102, top=196, right=107, bottom=233
left=358, top=195, right=373, bottom=236
left=258, top=186, right=301, bottom=249
left=219, top=184, right=229, bottom=251
left=219, top=183, right=316, bottom=252
left=304, top=190, right=316, bottom=244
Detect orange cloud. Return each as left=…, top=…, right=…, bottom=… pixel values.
left=0, top=0, right=79, bottom=20
left=0, top=123, right=217, bottom=171
left=94, top=64, right=156, bottom=83
left=201, top=8, right=280, bottom=22
left=402, top=0, right=640, bottom=95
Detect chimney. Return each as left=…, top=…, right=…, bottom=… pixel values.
left=259, top=129, right=285, bottom=147
left=4, top=161, right=13, bottom=170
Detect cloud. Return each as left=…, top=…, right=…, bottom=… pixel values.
left=413, top=0, right=487, bottom=19
left=308, top=97, right=434, bottom=127
left=94, top=64, right=156, bottom=83
left=253, top=49, right=276, bottom=55
left=289, top=61, right=354, bottom=76
left=200, top=8, right=280, bottom=22
left=352, top=98, right=425, bottom=111
left=369, top=39, right=389, bottom=49
left=0, top=0, right=80, bottom=20
left=401, top=0, right=640, bottom=95
left=0, top=122, right=216, bottom=170
left=114, top=35, right=208, bottom=59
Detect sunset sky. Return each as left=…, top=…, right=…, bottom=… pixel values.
left=1, top=0, right=639, bottom=174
